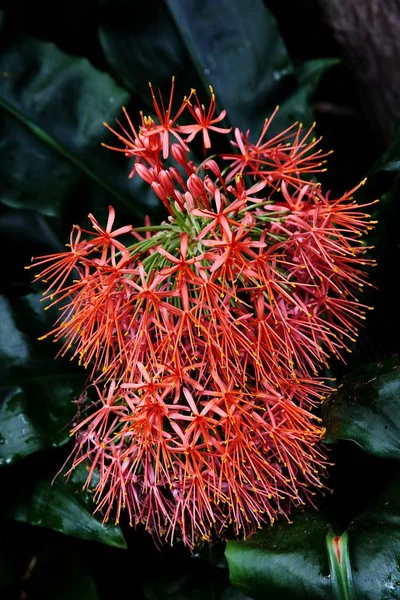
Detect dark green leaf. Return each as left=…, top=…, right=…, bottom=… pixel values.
left=0, top=293, right=86, bottom=465
left=99, top=0, right=205, bottom=103
left=226, top=470, right=400, bottom=600
left=99, top=0, right=334, bottom=138
left=0, top=31, right=145, bottom=219
left=164, top=0, right=293, bottom=134
left=322, top=362, right=400, bottom=459
left=165, top=1, right=336, bottom=134
left=8, top=462, right=127, bottom=549
left=347, top=471, right=400, bottom=598
left=226, top=512, right=332, bottom=600
left=276, top=59, right=339, bottom=131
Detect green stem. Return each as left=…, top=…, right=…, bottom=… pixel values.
left=132, top=225, right=175, bottom=232
left=326, top=531, right=357, bottom=600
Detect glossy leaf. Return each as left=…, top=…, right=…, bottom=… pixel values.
left=8, top=462, right=127, bottom=549
left=226, top=470, right=400, bottom=599
left=165, top=0, right=336, bottom=134
left=0, top=31, right=145, bottom=219
left=99, top=0, right=205, bottom=106
left=0, top=293, right=86, bottom=465
left=323, top=362, right=400, bottom=460
left=164, top=0, right=293, bottom=134
left=226, top=512, right=332, bottom=600
left=347, top=470, right=400, bottom=598
left=275, top=58, right=339, bottom=132
left=99, top=0, right=334, bottom=138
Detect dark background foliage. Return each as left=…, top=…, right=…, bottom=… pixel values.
left=0, top=1, right=399, bottom=598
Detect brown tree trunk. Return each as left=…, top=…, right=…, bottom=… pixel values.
left=317, top=0, right=400, bottom=145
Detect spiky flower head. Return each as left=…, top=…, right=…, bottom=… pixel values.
left=29, top=79, right=376, bottom=548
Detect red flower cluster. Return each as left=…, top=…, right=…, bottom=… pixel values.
left=29, top=80, right=376, bottom=548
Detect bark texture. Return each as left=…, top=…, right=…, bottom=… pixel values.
left=317, top=0, right=400, bottom=145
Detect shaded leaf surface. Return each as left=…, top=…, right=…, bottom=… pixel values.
left=8, top=462, right=127, bottom=548
left=165, top=0, right=292, bottom=134
left=165, top=0, right=336, bottom=135
left=99, top=0, right=205, bottom=105
left=0, top=293, right=86, bottom=465
left=276, top=58, right=339, bottom=131
left=0, top=31, right=146, bottom=219
left=100, top=0, right=334, bottom=139
left=323, top=362, right=400, bottom=459
left=226, top=512, right=332, bottom=600
left=347, top=471, right=400, bottom=598
left=226, top=470, right=400, bottom=600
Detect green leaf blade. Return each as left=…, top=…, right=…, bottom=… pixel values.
left=0, top=293, right=86, bottom=465
left=8, top=463, right=127, bottom=549
left=323, top=363, right=400, bottom=460
left=226, top=512, right=333, bottom=600
left=0, top=34, right=145, bottom=219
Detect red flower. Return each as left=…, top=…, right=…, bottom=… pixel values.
left=222, top=108, right=332, bottom=189
left=30, top=82, right=376, bottom=549
left=177, top=86, right=231, bottom=148
left=143, top=77, right=192, bottom=159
